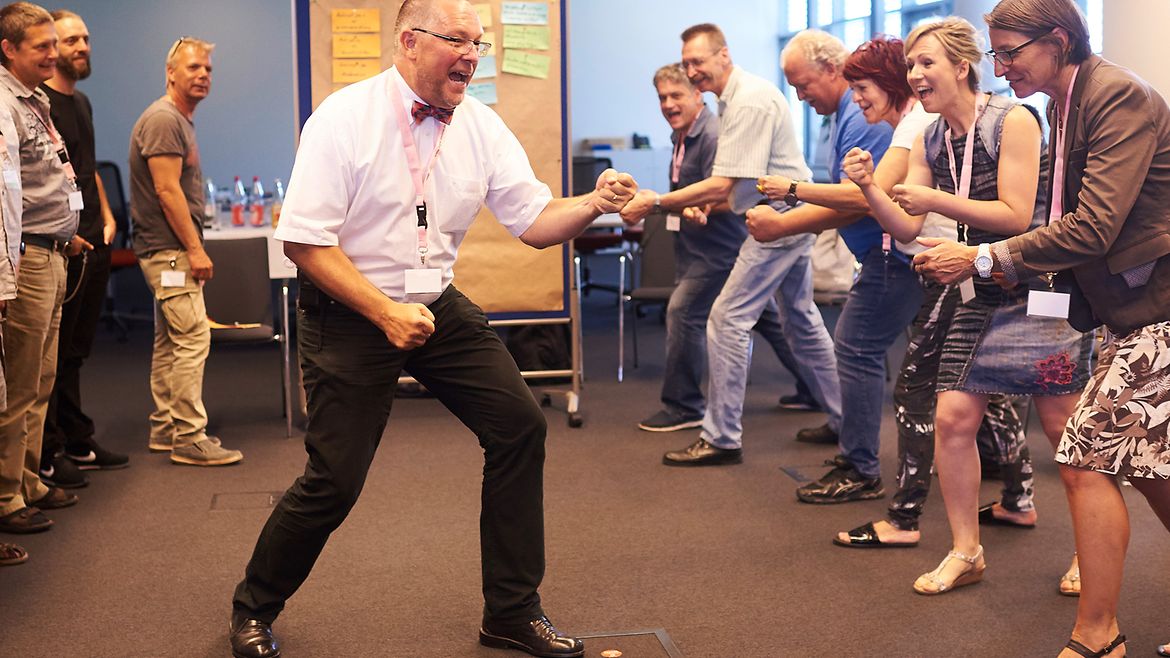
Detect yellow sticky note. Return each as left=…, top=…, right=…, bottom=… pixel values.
left=333, top=33, right=381, bottom=58
left=332, top=8, right=380, bottom=33
left=481, top=31, right=496, bottom=49
left=333, top=58, right=381, bottom=83
left=502, top=51, right=550, bottom=79
left=502, top=25, right=550, bottom=50
left=475, top=3, right=493, bottom=27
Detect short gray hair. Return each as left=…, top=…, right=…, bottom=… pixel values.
left=652, top=63, right=692, bottom=89
left=782, top=29, right=848, bottom=72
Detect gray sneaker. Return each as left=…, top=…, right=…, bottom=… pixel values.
left=170, top=438, right=243, bottom=466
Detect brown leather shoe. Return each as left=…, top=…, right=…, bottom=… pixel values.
left=1, top=542, right=28, bottom=565
left=0, top=507, right=53, bottom=534
left=30, top=487, right=79, bottom=510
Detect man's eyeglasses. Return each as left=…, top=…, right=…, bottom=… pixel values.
left=984, top=31, right=1048, bottom=67
left=412, top=28, right=491, bottom=56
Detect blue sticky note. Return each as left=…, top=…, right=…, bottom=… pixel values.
left=467, top=82, right=498, bottom=105
left=473, top=55, right=497, bottom=79
left=500, top=2, right=548, bottom=25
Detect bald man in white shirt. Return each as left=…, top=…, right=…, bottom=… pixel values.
left=228, top=2, right=634, bottom=658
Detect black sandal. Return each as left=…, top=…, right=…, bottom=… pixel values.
left=1064, top=634, right=1125, bottom=657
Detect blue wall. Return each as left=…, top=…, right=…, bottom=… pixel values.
left=568, top=0, right=782, bottom=153
left=58, top=0, right=297, bottom=193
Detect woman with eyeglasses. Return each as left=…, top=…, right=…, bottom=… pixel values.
left=763, top=35, right=1040, bottom=556
left=913, top=1, right=1170, bottom=656
left=844, top=15, right=1094, bottom=598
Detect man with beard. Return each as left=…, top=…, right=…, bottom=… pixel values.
left=37, top=9, right=128, bottom=489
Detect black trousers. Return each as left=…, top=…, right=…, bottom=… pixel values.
left=43, top=245, right=112, bottom=456
left=232, top=283, right=548, bottom=626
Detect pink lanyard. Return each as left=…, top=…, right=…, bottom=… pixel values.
left=389, top=79, right=447, bottom=267
left=1049, top=65, right=1080, bottom=224
left=945, top=93, right=989, bottom=241
left=670, top=136, right=686, bottom=185
left=22, top=97, right=77, bottom=186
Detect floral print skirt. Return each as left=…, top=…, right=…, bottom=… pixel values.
left=936, top=283, right=1093, bottom=396
left=1056, top=320, right=1170, bottom=479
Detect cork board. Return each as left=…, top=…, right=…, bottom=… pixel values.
left=293, top=0, right=568, bottom=316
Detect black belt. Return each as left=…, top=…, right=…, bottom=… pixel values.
left=20, top=233, right=69, bottom=254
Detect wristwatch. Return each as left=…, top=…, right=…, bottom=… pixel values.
left=653, top=194, right=661, bottom=213
left=784, top=181, right=799, bottom=207
left=974, top=243, right=993, bottom=278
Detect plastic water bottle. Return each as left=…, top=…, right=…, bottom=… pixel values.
left=231, top=176, right=246, bottom=226
left=250, top=176, right=266, bottom=226
left=203, top=178, right=217, bottom=227
left=271, top=178, right=285, bottom=228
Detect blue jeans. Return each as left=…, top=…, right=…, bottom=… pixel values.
left=661, top=269, right=807, bottom=419
left=834, top=250, right=923, bottom=478
left=701, top=235, right=842, bottom=450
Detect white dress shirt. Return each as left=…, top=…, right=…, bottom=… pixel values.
left=274, top=67, right=553, bottom=304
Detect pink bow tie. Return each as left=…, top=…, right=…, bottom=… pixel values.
left=412, top=101, right=454, bottom=125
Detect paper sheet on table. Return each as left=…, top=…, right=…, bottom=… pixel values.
left=333, top=58, right=381, bottom=83
left=502, top=51, right=549, bottom=79
left=500, top=2, right=548, bottom=25
left=473, top=55, right=497, bottom=79
left=331, top=8, right=380, bottom=32
left=332, top=33, right=381, bottom=58
left=502, top=25, right=549, bottom=50
left=467, top=82, right=498, bottom=105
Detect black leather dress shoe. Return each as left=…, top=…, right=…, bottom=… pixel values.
left=795, top=423, right=838, bottom=445
left=230, top=613, right=280, bottom=658
left=663, top=438, right=742, bottom=466
left=480, top=615, right=584, bottom=657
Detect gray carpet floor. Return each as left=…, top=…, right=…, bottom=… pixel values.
left=0, top=285, right=1166, bottom=658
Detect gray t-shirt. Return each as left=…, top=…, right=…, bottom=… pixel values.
left=128, top=98, right=204, bottom=257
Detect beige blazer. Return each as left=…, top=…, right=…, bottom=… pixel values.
left=1003, top=55, right=1170, bottom=335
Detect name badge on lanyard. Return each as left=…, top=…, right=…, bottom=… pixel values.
left=945, top=94, right=985, bottom=306
left=391, top=80, right=445, bottom=295
left=1025, top=66, right=1080, bottom=320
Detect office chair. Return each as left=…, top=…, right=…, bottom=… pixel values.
left=571, top=155, right=625, bottom=297
left=97, top=160, right=152, bottom=340
left=202, top=237, right=289, bottom=419
left=617, top=213, right=676, bottom=382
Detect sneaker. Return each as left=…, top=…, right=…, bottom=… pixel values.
left=65, top=441, right=130, bottom=471
left=796, top=456, right=885, bottom=504
left=778, top=392, right=822, bottom=412
left=150, top=435, right=221, bottom=453
left=39, top=453, right=89, bottom=489
left=638, top=410, right=704, bottom=432
left=170, top=438, right=243, bottom=467
left=795, top=423, right=839, bottom=445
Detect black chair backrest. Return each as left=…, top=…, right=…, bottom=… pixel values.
left=634, top=214, right=676, bottom=291
left=571, top=155, right=613, bottom=196
left=96, top=160, right=130, bottom=246
left=202, top=237, right=273, bottom=328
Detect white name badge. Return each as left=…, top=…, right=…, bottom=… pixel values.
left=959, top=278, right=976, bottom=304
left=404, top=268, right=442, bottom=294
left=2, top=170, right=18, bottom=188
left=666, top=213, right=681, bottom=232
left=1027, top=290, right=1070, bottom=319
left=68, top=190, right=84, bottom=211
left=160, top=270, right=186, bottom=288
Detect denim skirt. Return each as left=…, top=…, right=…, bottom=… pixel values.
left=936, top=279, right=1093, bottom=396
